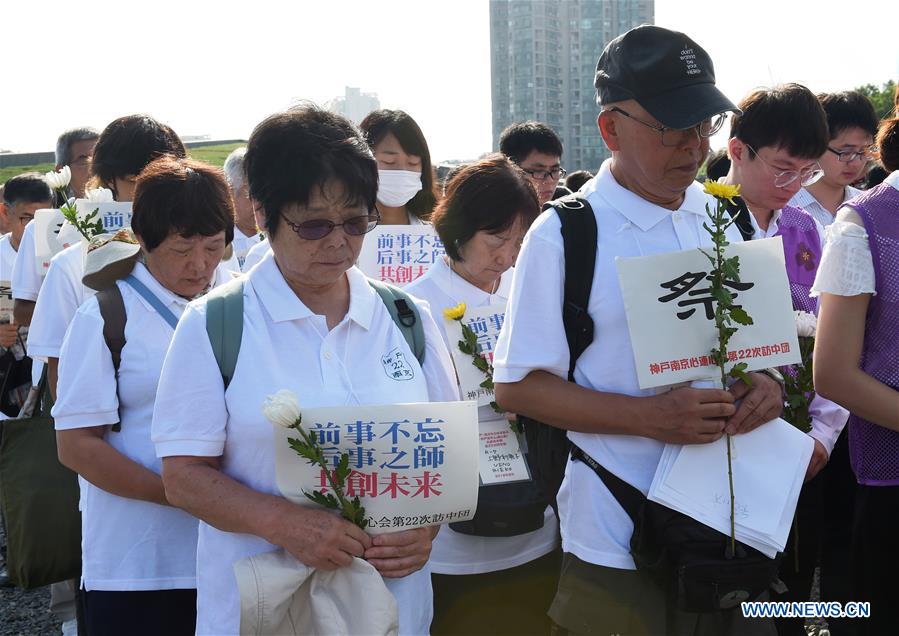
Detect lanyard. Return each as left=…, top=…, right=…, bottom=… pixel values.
left=123, top=274, right=179, bottom=329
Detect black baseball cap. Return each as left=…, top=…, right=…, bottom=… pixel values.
left=595, top=25, right=739, bottom=130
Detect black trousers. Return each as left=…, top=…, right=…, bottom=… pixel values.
left=820, top=430, right=858, bottom=636
left=851, top=484, right=899, bottom=636
left=80, top=587, right=196, bottom=636
left=431, top=548, right=562, bottom=636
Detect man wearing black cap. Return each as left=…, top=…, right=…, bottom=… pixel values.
left=494, top=25, right=783, bottom=635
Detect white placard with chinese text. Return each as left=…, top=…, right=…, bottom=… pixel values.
left=358, top=225, right=445, bottom=286
left=57, top=201, right=133, bottom=248
left=0, top=280, right=13, bottom=321
left=616, top=237, right=800, bottom=389
left=33, top=202, right=133, bottom=274
left=274, top=401, right=479, bottom=534
left=477, top=419, right=530, bottom=485
left=33, top=208, right=68, bottom=274
left=444, top=303, right=506, bottom=407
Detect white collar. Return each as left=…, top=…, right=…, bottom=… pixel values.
left=428, top=257, right=511, bottom=305
left=250, top=251, right=375, bottom=329
left=592, top=159, right=711, bottom=232
left=129, top=261, right=191, bottom=314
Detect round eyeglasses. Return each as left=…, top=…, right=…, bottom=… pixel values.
left=745, top=145, right=824, bottom=188
left=606, top=107, right=727, bottom=147
left=281, top=211, right=380, bottom=241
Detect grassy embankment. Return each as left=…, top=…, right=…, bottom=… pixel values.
left=0, top=143, right=245, bottom=184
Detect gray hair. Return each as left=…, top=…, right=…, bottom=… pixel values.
left=223, top=147, right=248, bottom=194
left=55, top=127, right=100, bottom=166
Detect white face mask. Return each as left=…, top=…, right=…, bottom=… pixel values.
left=377, top=169, right=422, bottom=208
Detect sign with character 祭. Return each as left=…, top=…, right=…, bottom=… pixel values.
left=616, top=237, right=800, bottom=389
left=273, top=401, right=479, bottom=534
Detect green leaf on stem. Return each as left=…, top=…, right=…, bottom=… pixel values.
left=729, top=306, right=754, bottom=326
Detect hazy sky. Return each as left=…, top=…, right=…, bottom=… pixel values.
left=2, top=0, right=897, bottom=162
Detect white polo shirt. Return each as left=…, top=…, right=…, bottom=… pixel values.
left=29, top=242, right=239, bottom=362
left=27, top=243, right=89, bottom=361
left=493, top=160, right=744, bottom=570
left=406, top=258, right=559, bottom=575
left=10, top=221, right=42, bottom=302
left=151, top=252, right=459, bottom=636
left=231, top=226, right=264, bottom=268
left=52, top=262, right=201, bottom=591
left=241, top=236, right=270, bottom=272
left=789, top=185, right=862, bottom=228
left=0, top=233, right=15, bottom=280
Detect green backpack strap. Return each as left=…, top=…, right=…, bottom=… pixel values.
left=205, top=278, right=245, bottom=389
left=368, top=279, right=426, bottom=366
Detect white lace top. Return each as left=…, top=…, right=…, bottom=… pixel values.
left=811, top=171, right=899, bottom=297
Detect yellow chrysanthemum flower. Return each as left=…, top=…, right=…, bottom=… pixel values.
left=442, top=302, right=467, bottom=321
left=703, top=180, right=741, bottom=204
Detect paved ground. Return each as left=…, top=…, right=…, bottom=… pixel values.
left=0, top=524, right=60, bottom=636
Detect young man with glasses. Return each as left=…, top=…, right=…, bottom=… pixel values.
left=789, top=91, right=880, bottom=226
left=499, top=121, right=568, bottom=205
left=495, top=25, right=784, bottom=635
left=722, top=84, right=849, bottom=636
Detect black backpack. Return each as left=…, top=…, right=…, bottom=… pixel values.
left=518, top=193, right=598, bottom=512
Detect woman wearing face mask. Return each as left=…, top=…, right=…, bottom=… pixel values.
left=405, top=155, right=560, bottom=636
left=360, top=109, right=437, bottom=225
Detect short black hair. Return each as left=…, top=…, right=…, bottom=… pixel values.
left=818, top=91, right=879, bottom=139
left=245, top=103, right=378, bottom=239
left=729, top=84, right=829, bottom=160
left=131, top=157, right=235, bottom=251
left=499, top=121, right=564, bottom=164
left=432, top=153, right=540, bottom=261
left=359, top=109, right=437, bottom=221
left=564, top=170, right=593, bottom=192
left=91, top=115, right=186, bottom=194
left=3, top=172, right=53, bottom=206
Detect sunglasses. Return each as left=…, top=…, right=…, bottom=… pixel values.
left=281, top=211, right=380, bottom=241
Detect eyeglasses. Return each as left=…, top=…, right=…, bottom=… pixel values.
left=521, top=167, right=567, bottom=181
left=280, top=211, right=380, bottom=240
left=745, top=144, right=824, bottom=188
left=826, top=145, right=878, bottom=163
left=606, top=106, right=727, bottom=147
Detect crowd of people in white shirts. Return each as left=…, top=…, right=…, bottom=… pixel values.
left=1, top=23, right=898, bottom=636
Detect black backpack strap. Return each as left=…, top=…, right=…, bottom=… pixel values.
left=96, top=284, right=126, bottom=432
left=724, top=196, right=755, bottom=242
left=546, top=194, right=597, bottom=380
left=570, top=444, right=644, bottom=522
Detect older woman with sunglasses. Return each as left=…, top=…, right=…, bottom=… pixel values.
left=151, top=104, right=459, bottom=636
